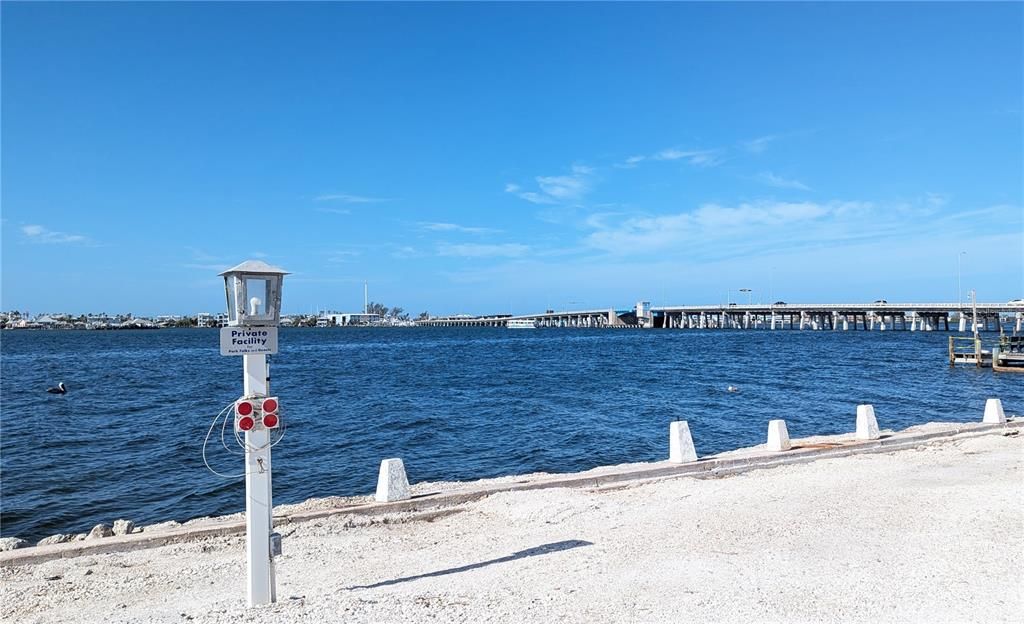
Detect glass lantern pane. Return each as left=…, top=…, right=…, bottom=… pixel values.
left=245, top=278, right=269, bottom=317
left=225, top=278, right=239, bottom=323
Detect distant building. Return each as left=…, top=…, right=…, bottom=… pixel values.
left=197, top=312, right=228, bottom=328
left=318, top=312, right=382, bottom=326
left=155, top=315, right=181, bottom=328
left=35, top=315, right=65, bottom=329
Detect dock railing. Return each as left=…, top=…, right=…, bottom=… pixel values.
left=998, top=335, right=1024, bottom=354
left=949, top=336, right=983, bottom=367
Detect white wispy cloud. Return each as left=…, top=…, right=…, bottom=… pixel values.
left=314, top=193, right=391, bottom=203
left=614, top=155, right=646, bottom=169
left=505, top=182, right=556, bottom=204
left=326, top=250, right=361, bottom=263
left=419, top=222, right=498, bottom=234
left=516, top=191, right=559, bottom=205
left=925, top=192, right=949, bottom=209
left=180, top=248, right=229, bottom=271
left=755, top=172, right=812, bottom=191
left=392, top=246, right=420, bottom=259
left=536, top=175, right=589, bottom=200
left=316, top=207, right=352, bottom=215
left=743, top=135, right=778, bottom=153
left=652, top=148, right=690, bottom=161
left=619, top=147, right=724, bottom=168
left=685, top=152, right=725, bottom=167
left=584, top=200, right=871, bottom=255
left=506, top=164, right=594, bottom=205
left=438, top=242, right=530, bottom=258
left=185, top=247, right=221, bottom=262
left=21, top=224, right=88, bottom=244
left=427, top=199, right=1019, bottom=306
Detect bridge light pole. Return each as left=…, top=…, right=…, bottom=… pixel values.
left=739, top=288, right=752, bottom=305
left=957, top=251, right=966, bottom=308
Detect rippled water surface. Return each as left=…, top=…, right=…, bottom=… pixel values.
left=2, top=327, right=1020, bottom=541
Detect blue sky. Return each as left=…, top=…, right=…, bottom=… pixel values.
left=2, top=2, right=1021, bottom=316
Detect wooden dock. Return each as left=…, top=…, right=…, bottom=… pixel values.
left=993, top=336, right=1024, bottom=373
left=950, top=335, right=1024, bottom=372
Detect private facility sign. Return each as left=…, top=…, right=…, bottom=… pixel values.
left=220, top=326, right=279, bottom=356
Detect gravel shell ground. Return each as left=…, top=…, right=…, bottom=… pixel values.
left=2, top=432, right=1022, bottom=623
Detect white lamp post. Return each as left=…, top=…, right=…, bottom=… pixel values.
left=219, top=260, right=289, bottom=607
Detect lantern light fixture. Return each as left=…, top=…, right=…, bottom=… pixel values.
left=219, top=260, right=290, bottom=327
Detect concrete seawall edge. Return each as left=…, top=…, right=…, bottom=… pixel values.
left=3, top=418, right=1020, bottom=568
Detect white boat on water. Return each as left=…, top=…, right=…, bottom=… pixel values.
left=507, top=319, right=537, bottom=329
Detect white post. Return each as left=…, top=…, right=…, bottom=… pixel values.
left=766, top=420, right=791, bottom=452
left=243, top=353, right=275, bottom=606
left=375, top=458, right=412, bottom=502
left=855, top=404, right=880, bottom=440
left=669, top=421, right=698, bottom=463
left=983, top=398, right=1006, bottom=425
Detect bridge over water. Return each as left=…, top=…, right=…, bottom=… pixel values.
left=417, top=302, right=1024, bottom=332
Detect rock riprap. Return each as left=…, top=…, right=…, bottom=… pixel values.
left=112, top=519, right=135, bottom=536
left=86, top=524, right=113, bottom=540
left=36, top=534, right=75, bottom=547
left=0, top=537, right=29, bottom=551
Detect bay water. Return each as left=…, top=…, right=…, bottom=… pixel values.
left=2, top=327, right=1020, bottom=542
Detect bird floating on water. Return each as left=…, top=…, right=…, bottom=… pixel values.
left=46, top=382, right=67, bottom=394
left=726, top=385, right=739, bottom=393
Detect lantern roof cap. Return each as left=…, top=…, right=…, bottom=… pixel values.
left=219, top=260, right=291, bottom=276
